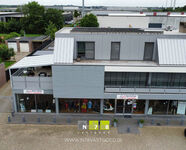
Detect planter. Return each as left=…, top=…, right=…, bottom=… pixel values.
left=138, top=119, right=144, bottom=128
left=114, top=122, right=117, bottom=128
left=139, top=123, right=144, bottom=128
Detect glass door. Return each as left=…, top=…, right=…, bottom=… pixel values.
left=124, top=100, right=133, bottom=114
left=116, top=100, right=124, bottom=113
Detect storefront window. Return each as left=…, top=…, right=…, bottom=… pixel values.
left=59, top=99, right=100, bottom=113
left=36, top=95, right=55, bottom=113
left=16, top=94, right=55, bottom=113
left=133, top=100, right=145, bottom=114
left=148, top=100, right=169, bottom=115
left=103, top=99, right=115, bottom=113
left=17, top=94, right=35, bottom=112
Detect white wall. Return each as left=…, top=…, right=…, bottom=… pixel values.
left=97, top=16, right=149, bottom=28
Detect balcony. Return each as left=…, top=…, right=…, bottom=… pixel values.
left=11, top=67, right=52, bottom=90
left=104, top=86, right=186, bottom=94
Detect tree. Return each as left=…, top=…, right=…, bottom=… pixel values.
left=45, top=21, right=57, bottom=40
left=0, top=44, right=15, bottom=60
left=44, top=8, right=64, bottom=30
left=21, top=1, right=45, bottom=34
left=74, top=10, right=80, bottom=18
left=80, top=14, right=99, bottom=27
left=6, top=19, right=22, bottom=33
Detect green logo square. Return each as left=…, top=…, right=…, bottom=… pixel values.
left=100, top=120, right=110, bottom=130
left=89, top=120, right=99, bottom=130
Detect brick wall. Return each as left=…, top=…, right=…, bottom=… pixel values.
left=0, top=63, right=6, bottom=87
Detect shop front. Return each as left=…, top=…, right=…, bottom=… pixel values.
left=16, top=94, right=55, bottom=113
left=59, top=99, right=100, bottom=113
left=115, top=99, right=145, bottom=114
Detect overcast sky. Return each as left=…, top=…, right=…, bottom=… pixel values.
left=0, top=0, right=185, bottom=7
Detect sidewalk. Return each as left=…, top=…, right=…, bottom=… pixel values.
left=8, top=113, right=186, bottom=134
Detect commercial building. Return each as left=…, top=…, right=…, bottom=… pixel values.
left=9, top=27, right=186, bottom=116
left=91, top=11, right=186, bottom=32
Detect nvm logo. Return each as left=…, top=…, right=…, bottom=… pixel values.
left=78, top=120, right=110, bottom=130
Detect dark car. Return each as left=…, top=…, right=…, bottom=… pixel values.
left=39, top=72, right=47, bottom=77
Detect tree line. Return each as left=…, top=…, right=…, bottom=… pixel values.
left=0, top=1, right=64, bottom=36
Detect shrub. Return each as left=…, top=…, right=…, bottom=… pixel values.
left=139, top=119, right=145, bottom=124
left=0, top=44, right=15, bottom=60
left=4, top=32, right=20, bottom=40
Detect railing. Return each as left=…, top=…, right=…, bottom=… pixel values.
left=12, top=76, right=53, bottom=90
left=104, top=85, right=186, bottom=94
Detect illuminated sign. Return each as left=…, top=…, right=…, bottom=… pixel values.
left=23, top=90, right=44, bottom=94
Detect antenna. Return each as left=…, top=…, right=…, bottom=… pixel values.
left=82, top=0, right=85, bottom=17
left=165, top=0, right=168, bottom=9
left=173, top=0, right=176, bottom=10
left=170, top=0, right=173, bottom=7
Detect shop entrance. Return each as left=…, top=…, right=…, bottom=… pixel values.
left=116, top=99, right=133, bottom=114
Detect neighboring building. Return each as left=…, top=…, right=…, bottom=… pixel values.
left=0, top=63, right=6, bottom=87
left=6, top=36, right=50, bottom=53
left=91, top=11, right=186, bottom=31
left=0, top=12, right=23, bottom=22
left=9, top=27, right=186, bottom=116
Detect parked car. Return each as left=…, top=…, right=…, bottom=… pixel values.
left=39, top=72, right=47, bottom=77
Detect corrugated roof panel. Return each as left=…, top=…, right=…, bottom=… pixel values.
left=10, top=54, right=53, bottom=69
left=53, top=38, right=74, bottom=64
left=157, top=39, right=186, bottom=65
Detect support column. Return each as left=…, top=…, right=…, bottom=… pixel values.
left=55, top=98, right=59, bottom=114
left=145, top=100, right=149, bottom=115
left=100, top=99, right=103, bottom=115
left=13, top=93, right=17, bottom=113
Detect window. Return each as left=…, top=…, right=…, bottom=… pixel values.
left=104, top=72, right=148, bottom=87
left=144, top=42, right=154, bottom=61
left=111, top=42, right=120, bottom=60
left=77, top=42, right=95, bottom=59
left=148, top=23, right=162, bottom=28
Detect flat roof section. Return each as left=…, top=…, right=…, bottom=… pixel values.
left=71, top=27, right=163, bottom=33
left=10, top=54, right=53, bottom=69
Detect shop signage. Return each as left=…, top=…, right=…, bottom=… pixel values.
left=23, top=90, right=44, bottom=94
left=116, top=94, right=138, bottom=100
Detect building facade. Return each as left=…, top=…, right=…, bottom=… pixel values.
left=9, top=27, right=186, bottom=116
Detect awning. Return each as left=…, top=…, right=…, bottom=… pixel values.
left=10, top=54, right=53, bottom=69
left=53, top=38, right=74, bottom=64
left=157, top=38, right=186, bottom=65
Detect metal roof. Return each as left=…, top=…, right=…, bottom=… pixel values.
left=53, top=38, right=74, bottom=64
left=32, top=50, right=53, bottom=56
left=10, top=54, right=53, bottom=69
left=7, top=36, right=48, bottom=42
left=157, top=39, right=186, bottom=65
left=71, top=27, right=163, bottom=33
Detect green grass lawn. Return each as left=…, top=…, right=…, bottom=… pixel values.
left=24, top=34, right=42, bottom=37
left=0, top=61, right=15, bottom=68
left=0, top=33, right=42, bottom=38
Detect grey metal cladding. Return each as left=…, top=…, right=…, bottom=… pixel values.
left=52, top=65, right=105, bottom=98
left=157, top=38, right=186, bottom=65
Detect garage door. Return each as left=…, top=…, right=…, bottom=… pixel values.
left=8, top=42, right=17, bottom=52
left=20, top=42, right=29, bottom=52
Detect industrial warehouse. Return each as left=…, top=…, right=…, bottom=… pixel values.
left=9, top=27, right=186, bottom=116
